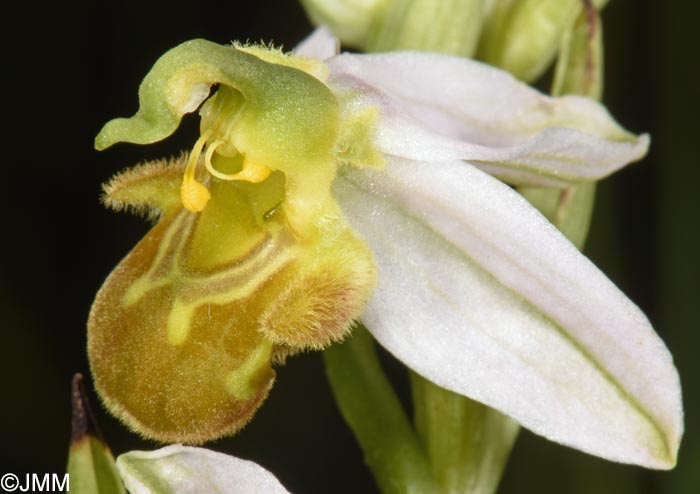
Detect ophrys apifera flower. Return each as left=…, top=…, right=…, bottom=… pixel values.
left=90, top=28, right=681, bottom=468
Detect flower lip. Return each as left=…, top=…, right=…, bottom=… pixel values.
left=91, top=38, right=381, bottom=445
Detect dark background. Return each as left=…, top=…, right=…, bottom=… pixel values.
left=2, top=1, right=698, bottom=493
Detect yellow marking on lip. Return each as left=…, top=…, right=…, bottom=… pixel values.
left=225, top=340, right=273, bottom=400
left=121, top=203, right=298, bottom=349
left=122, top=213, right=192, bottom=307
left=165, top=243, right=296, bottom=346
left=121, top=212, right=296, bottom=347
left=167, top=300, right=195, bottom=346
left=123, top=211, right=278, bottom=308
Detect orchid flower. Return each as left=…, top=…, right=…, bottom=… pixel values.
left=90, top=27, right=681, bottom=474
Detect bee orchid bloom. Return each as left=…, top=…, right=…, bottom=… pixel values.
left=90, top=28, right=681, bottom=469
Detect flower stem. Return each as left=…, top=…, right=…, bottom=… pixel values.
left=323, top=325, right=441, bottom=494
left=411, top=373, right=519, bottom=494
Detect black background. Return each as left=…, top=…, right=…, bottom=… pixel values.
left=1, top=1, right=699, bottom=493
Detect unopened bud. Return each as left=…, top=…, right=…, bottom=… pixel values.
left=477, top=0, right=580, bottom=82
left=300, top=0, right=390, bottom=48
left=368, top=0, right=486, bottom=57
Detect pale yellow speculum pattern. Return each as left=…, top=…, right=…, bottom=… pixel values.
left=166, top=300, right=195, bottom=346
left=122, top=210, right=296, bottom=348
left=121, top=213, right=193, bottom=307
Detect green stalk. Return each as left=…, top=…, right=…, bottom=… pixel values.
left=323, top=326, right=441, bottom=494
left=411, top=374, right=519, bottom=494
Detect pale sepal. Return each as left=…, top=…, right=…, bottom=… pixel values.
left=328, top=52, right=648, bottom=186
left=293, top=25, right=339, bottom=61
left=333, top=157, right=682, bottom=469
left=116, top=445, right=291, bottom=494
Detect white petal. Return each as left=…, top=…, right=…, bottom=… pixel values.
left=328, top=52, right=649, bottom=186
left=333, top=158, right=682, bottom=468
left=293, top=26, right=339, bottom=60
left=116, top=445, right=291, bottom=494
